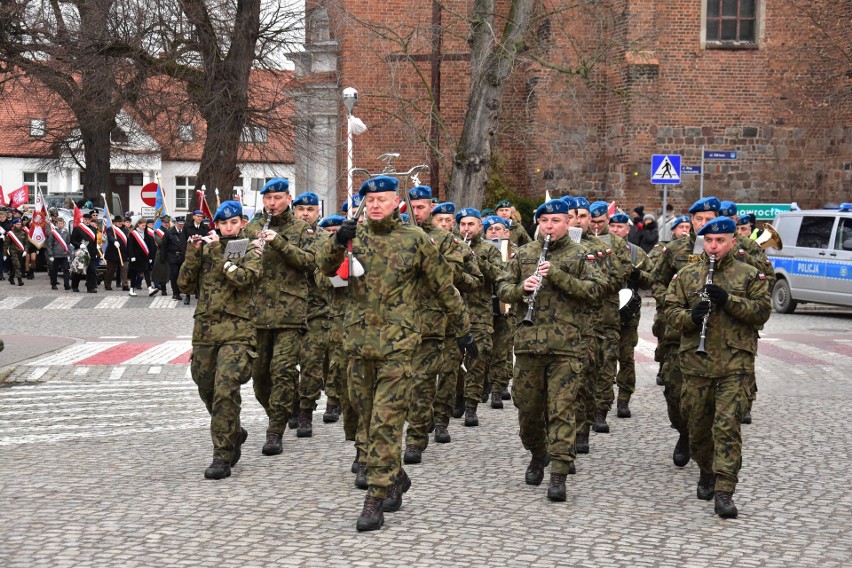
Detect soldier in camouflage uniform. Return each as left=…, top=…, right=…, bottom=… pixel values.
left=497, top=199, right=607, bottom=501
left=5, top=217, right=26, bottom=286
left=665, top=217, right=771, bottom=518
left=317, top=176, right=474, bottom=532
left=178, top=201, right=264, bottom=480
left=245, top=178, right=316, bottom=456
left=495, top=199, right=532, bottom=246
left=482, top=215, right=514, bottom=408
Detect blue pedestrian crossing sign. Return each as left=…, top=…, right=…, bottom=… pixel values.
left=651, top=154, right=681, bottom=184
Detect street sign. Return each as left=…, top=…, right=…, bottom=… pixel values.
left=736, top=203, right=792, bottom=221
left=651, top=154, right=681, bottom=184
left=141, top=182, right=158, bottom=207
left=140, top=207, right=156, bottom=217
left=682, top=165, right=702, bottom=175
left=704, top=150, right=737, bottom=160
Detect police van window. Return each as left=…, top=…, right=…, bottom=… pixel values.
left=795, top=216, right=834, bottom=249
left=834, top=218, right=852, bottom=251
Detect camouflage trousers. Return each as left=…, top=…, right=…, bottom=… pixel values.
left=575, top=336, right=600, bottom=435
left=463, top=326, right=493, bottom=407
left=433, top=338, right=462, bottom=428
left=349, top=352, right=413, bottom=499
left=513, top=354, right=583, bottom=475
left=681, top=373, right=749, bottom=493
left=616, top=323, right=640, bottom=403
left=405, top=337, right=444, bottom=448
left=191, top=343, right=255, bottom=462
left=253, top=328, right=301, bottom=434
left=298, top=317, right=331, bottom=410
left=661, top=342, right=688, bottom=434
left=7, top=251, right=23, bottom=279
left=594, top=326, right=619, bottom=414
left=484, top=316, right=513, bottom=394
left=327, top=317, right=357, bottom=440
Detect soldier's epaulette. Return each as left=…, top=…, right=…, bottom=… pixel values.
left=758, top=273, right=766, bottom=280
left=586, top=254, right=596, bottom=261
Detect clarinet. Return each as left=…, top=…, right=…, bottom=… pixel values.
left=256, top=209, right=272, bottom=251
left=521, top=234, right=551, bottom=327
left=695, top=254, right=717, bottom=356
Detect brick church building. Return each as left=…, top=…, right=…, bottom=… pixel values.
left=293, top=0, right=850, bottom=215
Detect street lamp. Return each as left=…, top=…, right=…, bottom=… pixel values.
left=342, top=88, right=358, bottom=207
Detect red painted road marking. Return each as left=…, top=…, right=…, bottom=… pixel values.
left=817, top=341, right=852, bottom=359
left=635, top=353, right=654, bottom=363
left=169, top=349, right=193, bottom=364
left=757, top=343, right=826, bottom=366
left=74, top=344, right=157, bottom=366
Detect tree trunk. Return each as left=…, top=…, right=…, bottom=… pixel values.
left=78, top=119, right=115, bottom=208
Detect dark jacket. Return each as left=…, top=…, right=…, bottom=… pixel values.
left=104, top=226, right=128, bottom=262
left=638, top=221, right=659, bottom=253
left=127, top=228, right=157, bottom=272
left=163, top=226, right=187, bottom=265
left=183, top=221, right=210, bottom=241
left=70, top=224, right=98, bottom=257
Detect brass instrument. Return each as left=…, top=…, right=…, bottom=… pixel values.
left=521, top=234, right=551, bottom=327
left=755, top=223, right=783, bottom=250
left=695, top=254, right=716, bottom=356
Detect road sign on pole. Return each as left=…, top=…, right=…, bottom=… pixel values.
left=651, top=154, right=681, bottom=184
left=682, top=165, right=702, bottom=175
left=141, top=182, right=158, bottom=207
left=704, top=150, right=737, bottom=160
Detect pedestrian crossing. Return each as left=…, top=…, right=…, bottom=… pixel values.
left=0, top=294, right=189, bottom=310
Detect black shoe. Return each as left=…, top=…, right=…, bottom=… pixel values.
left=741, top=410, right=752, bottom=424
left=204, top=459, right=231, bottom=480
left=261, top=430, right=283, bottom=456
left=26, top=271, right=34, bottom=280
left=592, top=410, right=610, bottom=433
left=8, top=276, right=14, bottom=285
left=575, top=431, right=590, bottom=454
left=51, top=284, right=58, bottom=290
left=355, top=463, right=368, bottom=489
left=351, top=449, right=360, bottom=474
left=65, top=284, right=71, bottom=290
left=356, top=496, right=384, bottom=532
left=434, top=425, right=451, bottom=444
left=183, top=294, right=191, bottom=305
left=230, top=428, right=248, bottom=467
left=121, top=286, right=129, bottom=291
left=87, top=288, right=97, bottom=293
left=568, top=461, right=576, bottom=475
left=714, top=491, right=738, bottom=519
left=103, top=286, right=113, bottom=291
left=501, top=387, right=511, bottom=401
left=452, top=402, right=465, bottom=419
left=172, top=293, right=182, bottom=300
left=673, top=432, right=691, bottom=467
left=480, top=380, right=490, bottom=404
left=17, top=278, right=24, bottom=286
left=547, top=473, right=567, bottom=502
left=323, top=405, right=341, bottom=423
left=287, top=402, right=299, bottom=430
left=160, top=287, right=168, bottom=296
left=403, top=445, right=423, bottom=464
left=490, top=391, right=504, bottom=409
left=656, top=373, right=664, bottom=386
left=617, top=400, right=631, bottom=418
left=464, top=406, right=479, bottom=427
left=381, top=468, right=411, bottom=512
left=296, top=408, right=313, bottom=438
left=72, top=287, right=79, bottom=292
left=525, top=455, right=549, bottom=486
left=697, top=470, right=715, bottom=501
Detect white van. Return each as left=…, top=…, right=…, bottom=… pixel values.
left=766, top=205, right=852, bottom=313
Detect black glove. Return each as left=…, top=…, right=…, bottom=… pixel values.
left=457, top=333, right=479, bottom=360
left=335, top=219, right=357, bottom=246
left=628, top=266, right=641, bottom=289
left=705, top=284, right=729, bottom=308
left=690, top=300, right=711, bottom=326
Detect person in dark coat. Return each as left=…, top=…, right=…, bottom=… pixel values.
left=103, top=215, right=129, bottom=291
left=126, top=216, right=158, bottom=297
left=639, top=213, right=659, bottom=252
left=152, top=217, right=172, bottom=296
left=628, top=205, right=645, bottom=246
left=165, top=216, right=189, bottom=302
left=69, top=213, right=99, bottom=293
left=182, top=210, right=210, bottom=241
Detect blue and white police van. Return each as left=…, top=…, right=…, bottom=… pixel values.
left=766, top=204, right=852, bottom=313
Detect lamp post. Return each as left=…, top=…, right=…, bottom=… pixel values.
left=342, top=88, right=358, bottom=211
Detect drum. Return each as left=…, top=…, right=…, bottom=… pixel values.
left=618, top=288, right=642, bottom=323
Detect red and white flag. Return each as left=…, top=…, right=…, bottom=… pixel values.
left=0, top=185, right=5, bottom=207
left=7, top=185, right=29, bottom=209
left=195, top=189, right=213, bottom=221
left=7, top=230, right=26, bottom=253
left=607, top=201, right=618, bottom=218
left=73, top=203, right=82, bottom=228
left=27, top=187, right=48, bottom=249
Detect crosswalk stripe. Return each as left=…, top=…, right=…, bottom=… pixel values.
left=44, top=296, right=83, bottom=310
left=95, top=296, right=130, bottom=309
left=24, top=342, right=124, bottom=366
left=0, top=296, right=30, bottom=309
left=121, top=341, right=192, bottom=365
left=149, top=296, right=179, bottom=308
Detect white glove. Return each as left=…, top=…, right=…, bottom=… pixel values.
left=49, top=257, right=54, bottom=262
left=114, top=241, right=120, bottom=248
left=130, top=257, right=136, bottom=262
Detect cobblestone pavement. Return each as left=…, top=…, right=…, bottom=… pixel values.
left=0, top=276, right=851, bottom=566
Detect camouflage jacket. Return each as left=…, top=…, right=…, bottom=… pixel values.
left=665, top=252, right=771, bottom=378
left=245, top=210, right=315, bottom=330
left=467, top=234, right=505, bottom=331
left=578, top=233, right=619, bottom=334
left=509, top=221, right=532, bottom=246
left=4, top=227, right=28, bottom=256
left=317, top=213, right=470, bottom=359
left=737, top=234, right=777, bottom=289
left=178, top=233, right=263, bottom=346
left=621, top=241, right=654, bottom=325
left=592, top=230, right=634, bottom=328
left=305, top=226, right=331, bottom=320
left=497, top=233, right=607, bottom=356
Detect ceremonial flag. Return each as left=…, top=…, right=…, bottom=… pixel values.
left=196, top=188, right=213, bottom=220
left=101, top=194, right=127, bottom=247
left=152, top=179, right=168, bottom=237
left=27, top=187, right=48, bottom=249
left=73, top=203, right=82, bottom=228
left=7, top=185, right=29, bottom=209
left=0, top=185, right=5, bottom=207
left=607, top=201, right=617, bottom=218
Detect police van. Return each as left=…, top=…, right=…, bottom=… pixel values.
left=766, top=205, right=852, bottom=313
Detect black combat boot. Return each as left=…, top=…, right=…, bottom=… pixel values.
left=656, top=362, right=664, bottom=386
left=351, top=449, right=360, bottom=474
left=490, top=391, right=504, bottom=409
left=296, top=408, right=313, bottom=438
left=17, top=278, right=24, bottom=286
left=741, top=409, right=752, bottom=424
left=617, top=400, right=631, bottom=418
left=356, top=496, right=384, bottom=532
left=452, top=397, right=465, bottom=419
left=287, top=402, right=299, bottom=430
left=480, top=380, right=491, bottom=404
left=592, top=410, right=610, bottom=433
left=8, top=276, right=14, bottom=286
left=230, top=428, right=248, bottom=467
left=172, top=292, right=182, bottom=300
left=323, top=404, right=341, bottom=423
left=697, top=470, right=715, bottom=501
left=525, top=454, right=549, bottom=486
left=381, top=468, right=411, bottom=512
left=26, top=270, right=34, bottom=280
left=714, top=491, right=738, bottom=518
left=547, top=473, right=567, bottom=502
left=501, top=387, right=511, bottom=401
left=434, top=425, right=451, bottom=444
left=403, top=444, right=423, bottom=464
left=160, top=285, right=167, bottom=296
left=464, top=405, right=479, bottom=427
left=673, top=432, right=691, bottom=467
left=575, top=430, right=590, bottom=454
left=51, top=284, right=58, bottom=290
left=183, top=294, right=190, bottom=305
left=355, top=463, right=368, bottom=489
left=204, top=459, right=231, bottom=480
left=262, top=430, right=283, bottom=456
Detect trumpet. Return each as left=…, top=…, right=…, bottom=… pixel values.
left=521, top=234, right=551, bottom=327
left=695, top=254, right=716, bottom=356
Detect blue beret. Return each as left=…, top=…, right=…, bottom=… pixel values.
left=495, top=199, right=512, bottom=210
left=432, top=202, right=456, bottom=215
left=340, top=194, right=362, bottom=213
left=737, top=214, right=753, bottom=226
left=11, top=217, right=21, bottom=224
left=455, top=208, right=481, bottom=224
left=482, top=215, right=510, bottom=231
left=293, top=192, right=320, bottom=207
left=535, top=199, right=571, bottom=220
left=671, top=214, right=691, bottom=227
left=719, top=200, right=737, bottom=217
left=560, top=195, right=577, bottom=209
left=481, top=208, right=495, bottom=217
left=572, top=197, right=591, bottom=211
left=358, top=175, right=398, bottom=197
left=408, top=185, right=432, bottom=201
left=589, top=201, right=608, bottom=218
left=193, top=210, right=203, bottom=216
left=688, top=196, right=721, bottom=214
left=697, top=217, right=736, bottom=236
left=213, top=200, right=243, bottom=222
left=260, top=178, right=290, bottom=194
left=318, top=214, right=345, bottom=228
left=609, top=213, right=630, bottom=224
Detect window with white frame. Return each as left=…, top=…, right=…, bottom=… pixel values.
left=30, top=118, right=46, bottom=138
left=175, top=176, right=196, bottom=210
left=23, top=171, right=48, bottom=194
left=241, top=125, right=268, bottom=144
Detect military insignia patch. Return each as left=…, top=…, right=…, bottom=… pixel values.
left=758, top=273, right=766, bottom=280
left=672, top=273, right=678, bottom=280
left=307, top=229, right=315, bottom=235
left=453, top=237, right=459, bottom=244
left=605, top=248, right=612, bottom=255
left=738, top=249, right=746, bottom=255
left=586, top=254, right=596, bottom=261
left=597, top=251, right=604, bottom=257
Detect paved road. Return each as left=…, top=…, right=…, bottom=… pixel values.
left=1, top=274, right=851, bottom=566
